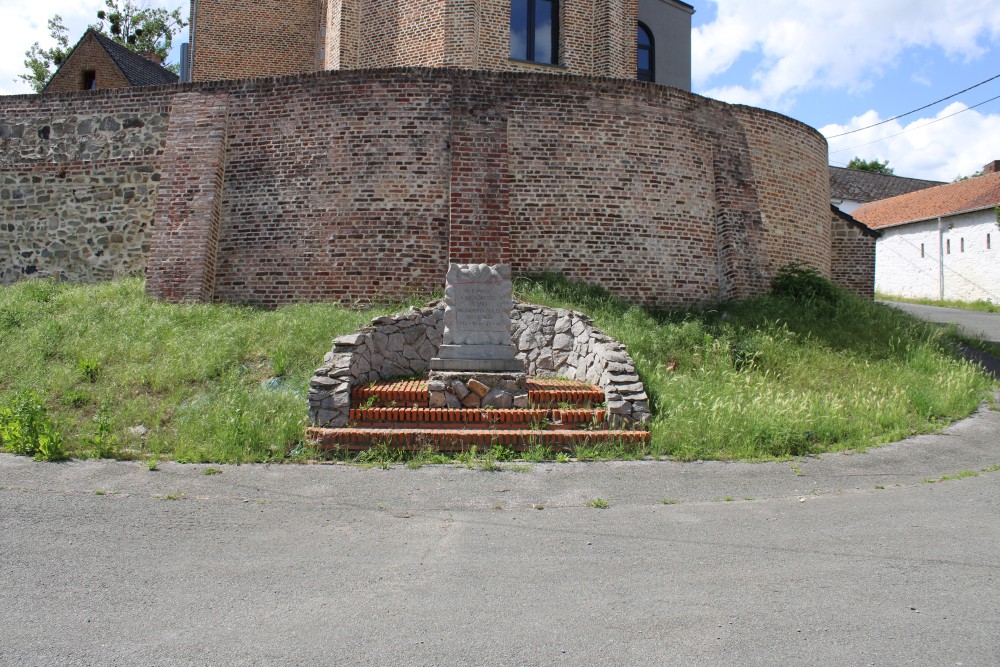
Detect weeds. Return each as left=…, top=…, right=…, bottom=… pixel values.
left=0, top=273, right=993, bottom=465
left=0, top=390, right=67, bottom=461
left=588, top=497, right=610, bottom=509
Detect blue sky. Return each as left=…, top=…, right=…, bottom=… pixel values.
left=691, top=0, right=1000, bottom=181
left=3, top=0, right=999, bottom=181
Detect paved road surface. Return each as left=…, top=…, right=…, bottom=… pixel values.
left=882, top=300, right=1000, bottom=343
left=2, top=398, right=999, bottom=666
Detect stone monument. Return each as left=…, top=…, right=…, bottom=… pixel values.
left=428, top=264, right=528, bottom=409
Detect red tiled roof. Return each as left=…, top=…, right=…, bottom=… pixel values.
left=853, top=171, right=1000, bottom=229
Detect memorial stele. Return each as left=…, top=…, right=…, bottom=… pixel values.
left=429, top=263, right=525, bottom=373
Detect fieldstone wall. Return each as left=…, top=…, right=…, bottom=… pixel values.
left=308, top=301, right=651, bottom=429
left=0, top=89, right=172, bottom=283
left=511, top=304, right=651, bottom=426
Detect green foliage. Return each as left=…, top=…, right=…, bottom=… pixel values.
left=954, top=170, right=985, bottom=182
left=20, top=1, right=187, bottom=92
left=0, top=390, right=66, bottom=461
left=82, top=403, right=119, bottom=459
left=847, top=157, right=894, bottom=175
left=19, top=16, right=70, bottom=93
left=769, top=263, right=843, bottom=305
left=0, top=275, right=993, bottom=465
left=877, top=293, right=1000, bottom=313
left=588, top=497, right=610, bottom=509
left=516, top=272, right=993, bottom=461
left=0, top=278, right=382, bottom=463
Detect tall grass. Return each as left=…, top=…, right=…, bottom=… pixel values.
left=515, top=271, right=995, bottom=461
left=0, top=278, right=384, bottom=463
left=0, top=274, right=993, bottom=463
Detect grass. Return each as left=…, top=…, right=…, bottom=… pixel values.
left=515, top=270, right=995, bottom=461
left=0, top=273, right=995, bottom=464
left=877, top=293, right=1000, bottom=314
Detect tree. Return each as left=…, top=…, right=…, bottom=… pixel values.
left=19, top=16, right=71, bottom=93
left=846, top=157, right=895, bottom=176
left=19, top=1, right=187, bottom=93
left=953, top=170, right=984, bottom=182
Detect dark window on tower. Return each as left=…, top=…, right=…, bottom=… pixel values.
left=637, top=22, right=654, bottom=82
left=920, top=243, right=925, bottom=258
left=511, top=0, right=558, bottom=65
left=82, top=70, right=96, bottom=90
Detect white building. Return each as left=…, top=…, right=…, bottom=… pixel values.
left=853, top=163, right=1000, bottom=303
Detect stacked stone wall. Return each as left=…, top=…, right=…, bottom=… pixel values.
left=308, top=301, right=650, bottom=428
left=0, top=88, right=172, bottom=283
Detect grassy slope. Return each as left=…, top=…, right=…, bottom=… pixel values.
left=0, top=276, right=994, bottom=463
left=516, top=273, right=995, bottom=460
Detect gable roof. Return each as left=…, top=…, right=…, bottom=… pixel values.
left=852, top=171, right=1000, bottom=230
left=829, top=166, right=944, bottom=204
left=831, top=204, right=881, bottom=238
left=43, top=29, right=178, bottom=92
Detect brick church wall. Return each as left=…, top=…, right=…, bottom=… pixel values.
left=190, top=0, right=321, bottom=81
left=2, top=68, right=839, bottom=306
left=206, top=0, right=638, bottom=80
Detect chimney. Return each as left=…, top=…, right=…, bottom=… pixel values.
left=983, top=160, right=1000, bottom=175
left=140, top=51, right=164, bottom=65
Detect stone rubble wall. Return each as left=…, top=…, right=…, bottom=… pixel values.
left=0, top=87, right=173, bottom=284
left=511, top=304, right=651, bottom=426
left=308, top=301, right=651, bottom=429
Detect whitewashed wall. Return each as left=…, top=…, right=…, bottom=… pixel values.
left=876, top=209, right=1000, bottom=302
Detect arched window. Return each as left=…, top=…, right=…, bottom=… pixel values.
left=511, top=0, right=559, bottom=65
left=637, top=22, right=654, bottom=82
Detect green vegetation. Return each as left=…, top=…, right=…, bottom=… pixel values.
left=515, top=268, right=994, bottom=461
left=877, top=293, right=1000, bottom=314
left=588, top=497, right=610, bottom=509
left=846, top=157, right=894, bottom=175
left=0, top=278, right=381, bottom=464
left=0, top=271, right=994, bottom=465
left=21, top=1, right=187, bottom=91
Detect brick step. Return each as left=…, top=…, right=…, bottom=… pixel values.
left=348, top=407, right=605, bottom=426
left=350, top=378, right=606, bottom=409
left=306, top=427, right=650, bottom=452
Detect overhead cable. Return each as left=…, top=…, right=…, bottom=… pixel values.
left=825, top=72, right=1000, bottom=139
left=829, top=92, right=1000, bottom=154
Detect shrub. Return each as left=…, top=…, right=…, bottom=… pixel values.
left=770, top=263, right=843, bottom=305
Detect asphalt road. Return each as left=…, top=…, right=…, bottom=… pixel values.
left=3, top=398, right=999, bottom=666
left=882, top=300, right=1000, bottom=344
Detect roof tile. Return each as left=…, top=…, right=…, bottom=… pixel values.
left=852, top=172, right=1000, bottom=229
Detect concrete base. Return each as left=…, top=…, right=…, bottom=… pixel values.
left=429, top=345, right=525, bottom=373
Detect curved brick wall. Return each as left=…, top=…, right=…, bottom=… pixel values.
left=729, top=105, right=833, bottom=277
left=2, top=68, right=833, bottom=307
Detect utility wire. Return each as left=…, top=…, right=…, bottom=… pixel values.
left=829, top=92, right=1000, bottom=154
left=825, top=72, right=1000, bottom=139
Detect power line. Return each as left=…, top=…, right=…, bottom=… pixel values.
left=824, top=72, right=1000, bottom=139
left=829, top=92, right=1000, bottom=154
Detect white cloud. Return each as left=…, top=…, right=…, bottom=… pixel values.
left=693, top=0, right=1000, bottom=109
left=0, top=0, right=187, bottom=96
left=823, top=103, right=1000, bottom=181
